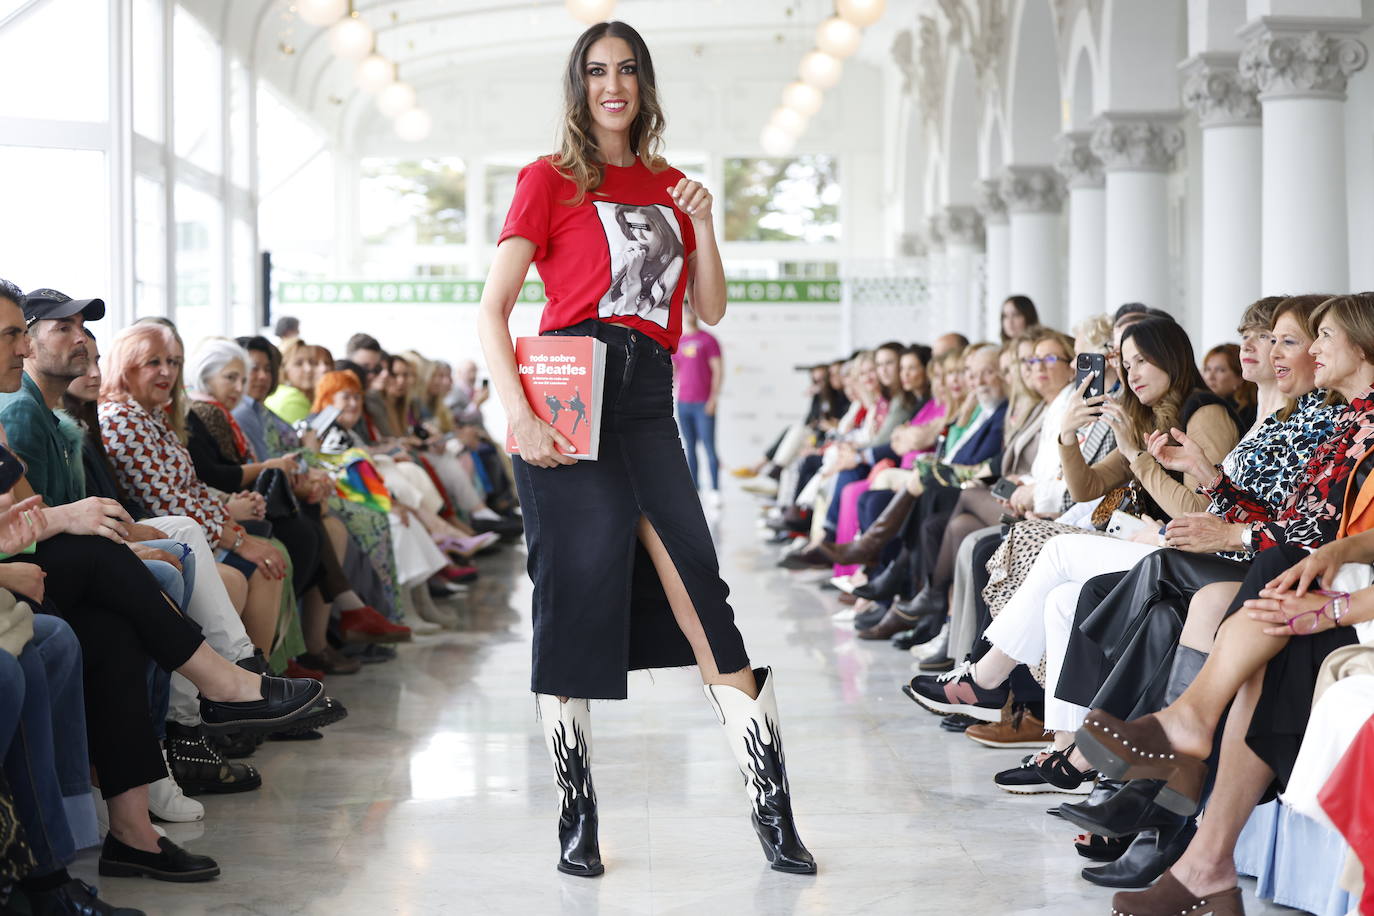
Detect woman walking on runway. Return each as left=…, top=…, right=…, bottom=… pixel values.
left=476, top=20, right=815, bottom=878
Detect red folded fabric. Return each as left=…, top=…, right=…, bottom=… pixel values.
left=1318, top=712, right=1374, bottom=915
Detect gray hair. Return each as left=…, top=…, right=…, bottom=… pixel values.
left=187, top=336, right=252, bottom=394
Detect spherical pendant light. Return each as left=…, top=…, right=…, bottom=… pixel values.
left=395, top=107, right=434, bottom=142
left=769, top=106, right=807, bottom=138
left=836, top=0, right=886, bottom=28
left=296, top=0, right=347, bottom=27
left=565, top=0, right=616, bottom=24
left=815, top=16, right=862, bottom=59
left=328, top=14, right=374, bottom=62
left=760, top=125, right=795, bottom=157
left=355, top=54, right=395, bottom=93
left=376, top=80, right=417, bottom=118
left=782, top=81, right=823, bottom=118
left=799, top=50, right=843, bottom=89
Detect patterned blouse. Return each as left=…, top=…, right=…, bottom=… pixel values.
left=1205, top=388, right=1374, bottom=551
left=98, top=397, right=233, bottom=542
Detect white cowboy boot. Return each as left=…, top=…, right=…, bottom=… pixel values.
left=536, top=694, right=603, bottom=877
left=703, top=667, right=817, bottom=874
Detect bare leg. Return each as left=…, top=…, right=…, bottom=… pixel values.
left=105, top=787, right=161, bottom=853
left=971, top=647, right=1017, bottom=688
left=1155, top=611, right=1289, bottom=759
left=637, top=516, right=757, bottom=699
left=241, top=568, right=284, bottom=651
left=1178, top=581, right=1241, bottom=653
left=300, top=587, right=329, bottom=654
left=217, top=563, right=247, bottom=614
left=174, top=641, right=264, bottom=702
left=1167, top=670, right=1271, bottom=896
left=322, top=513, right=349, bottom=562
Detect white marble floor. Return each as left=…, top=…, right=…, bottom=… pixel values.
left=71, top=491, right=1299, bottom=915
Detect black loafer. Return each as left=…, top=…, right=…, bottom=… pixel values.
left=25, top=877, right=146, bottom=915
left=269, top=694, right=348, bottom=738
left=199, top=675, right=323, bottom=736
left=98, top=835, right=220, bottom=883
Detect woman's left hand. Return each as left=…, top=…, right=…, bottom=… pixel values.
left=1100, top=401, right=1141, bottom=459
left=669, top=178, right=713, bottom=224
left=1243, top=591, right=1336, bottom=637
left=1163, top=513, right=1244, bottom=553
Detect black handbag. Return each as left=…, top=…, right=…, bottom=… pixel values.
left=254, top=468, right=300, bottom=521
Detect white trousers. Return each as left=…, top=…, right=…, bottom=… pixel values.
left=984, top=533, right=1160, bottom=733
left=141, top=515, right=256, bottom=726
left=428, top=451, right=483, bottom=512
left=389, top=512, right=447, bottom=587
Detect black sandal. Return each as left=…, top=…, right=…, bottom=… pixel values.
left=1074, top=832, right=1134, bottom=862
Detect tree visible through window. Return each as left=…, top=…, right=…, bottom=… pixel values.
left=723, top=155, right=840, bottom=243
left=360, top=158, right=467, bottom=245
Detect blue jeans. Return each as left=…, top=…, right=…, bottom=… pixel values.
left=676, top=400, right=719, bottom=491
left=2, top=614, right=93, bottom=873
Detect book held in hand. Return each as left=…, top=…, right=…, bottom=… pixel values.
left=506, top=336, right=607, bottom=460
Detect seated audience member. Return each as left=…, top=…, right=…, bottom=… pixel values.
left=1000, top=295, right=1039, bottom=342
left=273, top=315, right=300, bottom=344
left=262, top=339, right=318, bottom=425
left=446, top=357, right=490, bottom=427
left=1076, top=296, right=1374, bottom=914
left=0, top=280, right=331, bottom=884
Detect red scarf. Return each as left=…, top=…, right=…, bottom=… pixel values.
left=190, top=392, right=254, bottom=462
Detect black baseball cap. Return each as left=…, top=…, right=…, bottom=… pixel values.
left=22, top=288, right=105, bottom=325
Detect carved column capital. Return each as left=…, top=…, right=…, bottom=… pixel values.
left=1181, top=53, right=1261, bottom=127
left=1090, top=112, right=1185, bottom=173
left=999, top=165, right=1063, bottom=214
left=940, top=205, right=984, bottom=248
left=975, top=178, right=1008, bottom=226
left=1239, top=23, right=1368, bottom=101
left=1055, top=131, right=1104, bottom=189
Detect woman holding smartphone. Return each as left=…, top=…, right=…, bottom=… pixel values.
left=476, top=21, right=814, bottom=878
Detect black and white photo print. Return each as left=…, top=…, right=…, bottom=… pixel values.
left=594, top=201, right=684, bottom=329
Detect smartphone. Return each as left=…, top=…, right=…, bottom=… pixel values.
left=480, top=379, right=490, bottom=390
left=990, top=477, right=1019, bottom=501
left=0, top=445, right=22, bottom=495
left=1076, top=352, right=1106, bottom=400
left=308, top=404, right=342, bottom=438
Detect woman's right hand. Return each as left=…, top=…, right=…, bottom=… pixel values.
left=237, top=536, right=287, bottom=580
left=1146, top=427, right=1213, bottom=483
left=0, top=561, right=45, bottom=602
left=0, top=494, right=47, bottom=554
left=1059, top=374, right=1104, bottom=443
left=512, top=414, right=577, bottom=468
left=1262, top=533, right=1374, bottom=598
left=227, top=491, right=265, bottom=521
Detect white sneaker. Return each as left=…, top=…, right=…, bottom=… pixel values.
left=830, top=606, right=857, bottom=623
left=830, top=575, right=861, bottom=594
left=740, top=477, right=779, bottom=497
left=149, top=776, right=204, bottom=823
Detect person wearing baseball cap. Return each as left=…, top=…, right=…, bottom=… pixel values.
left=19, top=288, right=105, bottom=328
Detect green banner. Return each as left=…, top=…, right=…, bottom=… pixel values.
left=275, top=278, right=842, bottom=306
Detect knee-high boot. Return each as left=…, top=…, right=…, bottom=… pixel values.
left=829, top=489, right=917, bottom=565
left=703, top=667, right=817, bottom=874
left=536, top=695, right=603, bottom=877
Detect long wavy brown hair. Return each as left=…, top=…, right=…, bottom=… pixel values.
left=552, top=21, right=668, bottom=205
left=1118, top=318, right=1208, bottom=444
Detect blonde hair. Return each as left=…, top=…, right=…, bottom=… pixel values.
left=552, top=21, right=668, bottom=206
left=403, top=350, right=457, bottom=434
left=1071, top=315, right=1114, bottom=353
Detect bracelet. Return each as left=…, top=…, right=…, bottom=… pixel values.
left=231, top=527, right=244, bottom=551
left=1326, top=591, right=1351, bottom=626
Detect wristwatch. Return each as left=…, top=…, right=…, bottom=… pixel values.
left=1240, top=524, right=1254, bottom=551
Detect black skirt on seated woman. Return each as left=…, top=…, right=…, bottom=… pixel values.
left=1056, top=549, right=1249, bottom=718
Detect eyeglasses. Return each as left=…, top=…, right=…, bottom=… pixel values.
left=1286, top=589, right=1350, bottom=634
left=1022, top=355, right=1067, bottom=367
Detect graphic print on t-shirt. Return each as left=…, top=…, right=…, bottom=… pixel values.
left=593, top=201, right=684, bottom=330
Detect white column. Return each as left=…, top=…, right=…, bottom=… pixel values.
left=941, top=205, right=984, bottom=339
left=977, top=178, right=1010, bottom=340
left=1092, top=112, right=1184, bottom=313
left=1055, top=131, right=1106, bottom=329
left=1182, top=53, right=1263, bottom=348
left=924, top=213, right=949, bottom=338
left=1000, top=165, right=1064, bottom=327
left=1240, top=23, right=1368, bottom=294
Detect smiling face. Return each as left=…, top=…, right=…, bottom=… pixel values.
left=1119, top=337, right=1170, bottom=408
left=1030, top=338, right=1075, bottom=399
left=66, top=335, right=101, bottom=404
left=944, top=357, right=967, bottom=403
left=1239, top=327, right=1275, bottom=385
left=129, top=337, right=182, bottom=409
left=283, top=349, right=314, bottom=392
left=1202, top=352, right=1242, bottom=400
left=967, top=349, right=1005, bottom=403
left=207, top=358, right=247, bottom=410
left=584, top=35, right=640, bottom=149
left=1269, top=313, right=1317, bottom=399
left=1310, top=316, right=1370, bottom=398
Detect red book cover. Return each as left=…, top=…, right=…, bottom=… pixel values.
left=506, top=336, right=607, bottom=460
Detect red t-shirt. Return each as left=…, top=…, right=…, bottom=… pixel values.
left=499, top=157, right=697, bottom=351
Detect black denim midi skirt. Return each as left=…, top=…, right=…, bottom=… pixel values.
left=512, top=319, right=749, bottom=700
